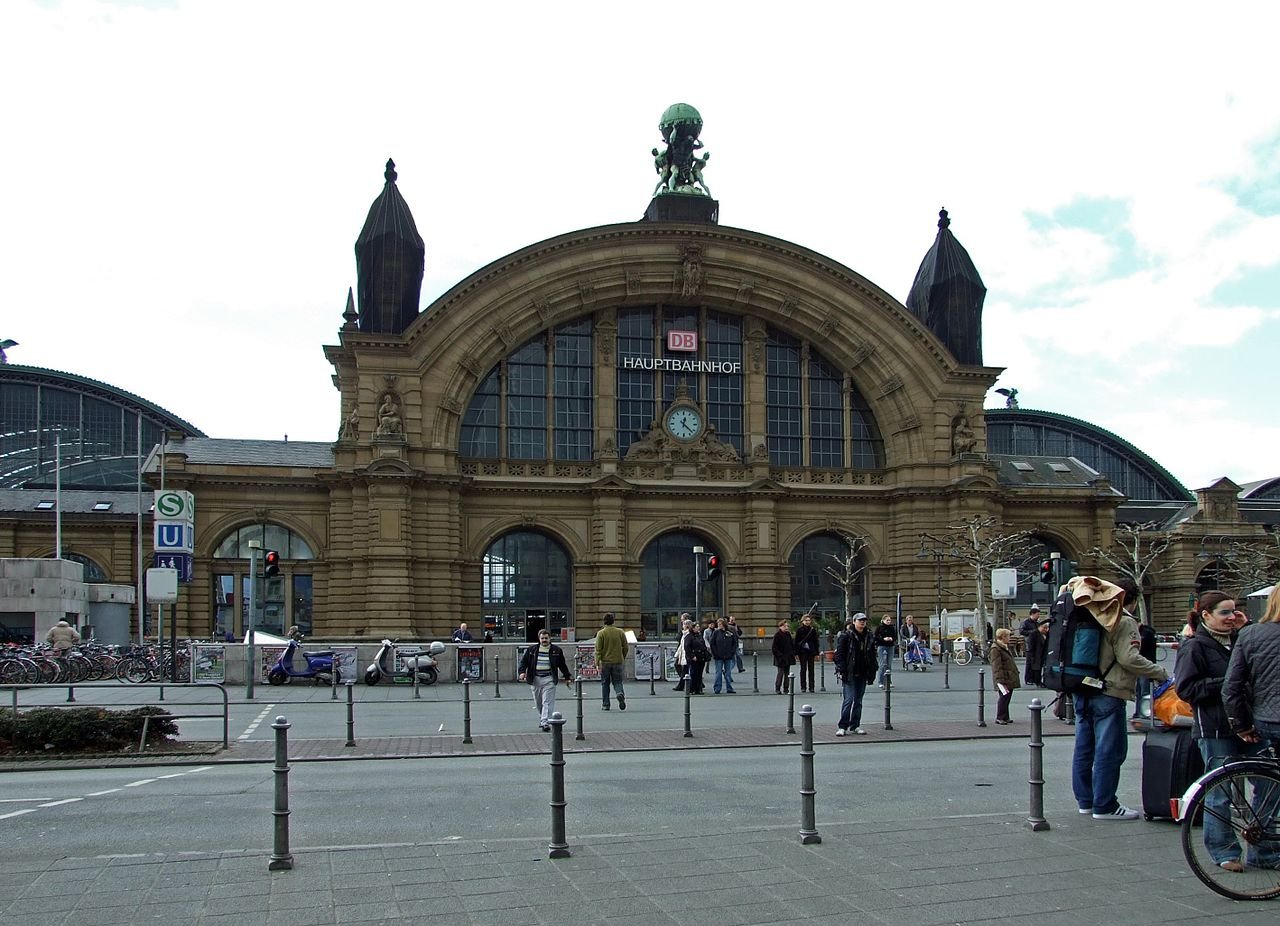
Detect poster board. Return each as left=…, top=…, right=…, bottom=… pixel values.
left=634, top=643, right=663, bottom=680
left=330, top=645, right=359, bottom=684
left=191, top=643, right=226, bottom=682
left=574, top=643, right=599, bottom=679
left=457, top=646, right=484, bottom=681
left=258, top=645, right=287, bottom=682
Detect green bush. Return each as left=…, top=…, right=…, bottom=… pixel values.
left=0, top=706, right=179, bottom=753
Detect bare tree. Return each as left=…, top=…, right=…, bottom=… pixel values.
left=928, top=516, right=1036, bottom=635
left=1088, top=521, right=1175, bottom=626
left=1218, top=538, right=1280, bottom=599
left=823, top=531, right=871, bottom=625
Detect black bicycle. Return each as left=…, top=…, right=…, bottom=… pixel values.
left=1177, top=746, right=1280, bottom=901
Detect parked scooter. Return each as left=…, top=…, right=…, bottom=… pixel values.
left=365, top=639, right=446, bottom=686
left=267, top=637, right=337, bottom=685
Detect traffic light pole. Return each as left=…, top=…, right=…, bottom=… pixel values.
left=692, top=545, right=705, bottom=631
left=246, top=541, right=261, bottom=700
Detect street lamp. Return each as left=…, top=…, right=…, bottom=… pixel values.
left=918, top=533, right=959, bottom=691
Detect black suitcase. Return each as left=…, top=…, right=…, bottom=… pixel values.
left=1140, top=727, right=1204, bottom=820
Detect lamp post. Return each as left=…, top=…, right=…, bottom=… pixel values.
left=918, top=533, right=958, bottom=691
left=692, top=545, right=705, bottom=630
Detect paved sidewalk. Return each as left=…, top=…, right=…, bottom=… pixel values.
left=1, top=801, right=1269, bottom=925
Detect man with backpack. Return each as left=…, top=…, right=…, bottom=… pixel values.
left=1051, top=576, right=1167, bottom=820
left=834, top=613, right=877, bottom=736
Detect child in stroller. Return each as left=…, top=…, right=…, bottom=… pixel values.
left=902, top=636, right=933, bottom=671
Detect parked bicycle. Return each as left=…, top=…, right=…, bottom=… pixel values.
left=1176, top=746, right=1280, bottom=901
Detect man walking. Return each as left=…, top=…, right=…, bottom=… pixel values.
left=594, top=612, right=628, bottom=711
left=1069, top=577, right=1167, bottom=820
left=727, top=615, right=744, bottom=673
left=834, top=614, right=877, bottom=735
left=710, top=617, right=738, bottom=694
left=875, top=613, right=897, bottom=688
left=517, top=629, right=574, bottom=732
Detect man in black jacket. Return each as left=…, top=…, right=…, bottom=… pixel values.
left=875, top=614, right=897, bottom=688
left=517, top=629, right=574, bottom=732
left=835, top=614, right=877, bottom=736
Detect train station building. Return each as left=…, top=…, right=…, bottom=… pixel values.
left=2, top=108, right=1276, bottom=645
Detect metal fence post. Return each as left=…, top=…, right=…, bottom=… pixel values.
left=413, top=661, right=420, bottom=700
left=268, top=715, right=294, bottom=870
left=752, top=650, right=759, bottom=693
left=786, top=679, right=796, bottom=734
left=977, top=668, right=987, bottom=728
left=819, top=652, right=826, bottom=692
left=493, top=652, right=502, bottom=699
left=649, top=651, right=657, bottom=696
left=548, top=711, right=570, bottom=858
left=1027, top=697, right=1050, bottom=831
left=575, top=677, right=585, bottom=741
left=683, top=682, right=693, bottom=738
left=344, top=681, right=356, bottom=747
left=462, top=678, right=473, bottom=744
left=798, top=704, right=821, bottom=844
left=883, top=668, right=893, bottom=731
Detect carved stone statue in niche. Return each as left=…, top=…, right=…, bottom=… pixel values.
left=375, top=392, right=404, bottom=438
left=679, top=244, right=704, bottom=298
left=951, top=413, right=977, bottom=455
left=339, top=405, right=359, bottom=441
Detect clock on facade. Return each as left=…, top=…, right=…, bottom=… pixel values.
left=665, top=406, right=704, bottom=441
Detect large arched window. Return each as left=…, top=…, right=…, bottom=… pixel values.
left=482, top=530, right=573, bottom=641
left=789, top=532, right=865, bottom=622
left=211, top=523, right=316, bottom=639
left=639, top=530, right=722, bottom=638
left=460, top=318, right=594, bottom=461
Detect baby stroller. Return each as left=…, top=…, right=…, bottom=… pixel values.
left=901, top=637, right=933, bottom=671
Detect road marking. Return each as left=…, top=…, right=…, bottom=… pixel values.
left=238, top=705, right=276, bottom=740
left=125, top=779, right=157, bottom=787
left=0, top=808, right=41, bottom=820
left=85, top=789, right=122, bottom=797
left=0, top=798, right=53, bottom=803
left=39, top=798, right=84, bottom=807
left=5, top=766, right=215, bottom=823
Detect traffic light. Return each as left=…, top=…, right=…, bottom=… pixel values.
left=706, top=554, right=722, bottom=581
left=264, top=550, right=281, bottom=579
left=1039, top=560, right=1054, bottom=585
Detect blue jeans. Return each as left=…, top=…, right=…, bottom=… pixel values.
left=1198, top=736, right=1272, bottom=866
left=1071, top=693, right=1129, bottom=814
left=839, top=677, right=868, bottom=730
left=713, top=658, right=735, bottom=693
left=876, top=646, right=893, bottom=686
left=600, top=663, right=624, bottom=704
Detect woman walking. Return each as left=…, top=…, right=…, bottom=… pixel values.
left=793, top=613, right=820, bottom=694
left=990, top=627, right=1020, bottom=724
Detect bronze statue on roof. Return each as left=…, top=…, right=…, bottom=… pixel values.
left=652, top=103, right=711, bottom=197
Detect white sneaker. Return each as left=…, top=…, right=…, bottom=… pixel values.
left=853, top=727, right=867, bottom=735
left=835, top=728, right=847, bottom=737
left=1092, top=805, right=1140, bottom=821
left=1078, top=807, right=1093, bottom=815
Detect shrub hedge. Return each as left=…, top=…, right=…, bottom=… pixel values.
left=0, top=706, right=179, bottom=753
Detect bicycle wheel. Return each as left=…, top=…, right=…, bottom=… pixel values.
left=119, top=656, right=152, bottom=684
left=952, top=648, right=972, bottom=667
left=1180, top=763, right=1280, bottom=900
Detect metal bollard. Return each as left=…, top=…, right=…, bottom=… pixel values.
left=575, top=677, right=585, bottom=741
left=819, top=653, right=826, bottom=692
left=268, top=715, right=294, bottom=870
left=331, top=660, right=339, bottom=700
left=462, top=678, right=473, bottom=744
left=413, top=662, right=420, bottom=700
left=786, top=677, right=796, bottom=734
left=1027, top=698, right=1050, bottom=831
left=683, top=682, right=693, bottom=738
left=344, top=681, right=356, bottom=747
left=494, top=653, right=502, bottom=699
left=798, top=704, right=822, bottom=844
left=649, top=652, right=657, bottom=696
left=752, top=650, right=759, bottom=693
left=547, top=712, right=570, bottom=858
left=977, top=668, right=987, bottom=728
left=67, top=685, right=75, bottom=703
left=943, top=648, right=950, bottom=690
left=883, top=668, right=893, bottom=731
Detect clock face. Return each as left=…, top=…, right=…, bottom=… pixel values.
left=666, top=407, right=703, bottom=441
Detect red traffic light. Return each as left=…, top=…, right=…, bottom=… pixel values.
left=706, top=554, right=721, bottom=581
left=264, top=550, right=281, bottom=578
left=1039, top=560, right=1054, bottom=584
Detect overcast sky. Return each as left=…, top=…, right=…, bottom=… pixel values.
left=3, top=1, right=1277, bottom=494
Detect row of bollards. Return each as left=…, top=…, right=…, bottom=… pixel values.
left=270, top=693, right=1058, bottom=871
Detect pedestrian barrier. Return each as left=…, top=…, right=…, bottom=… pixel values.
left=798, top=704, right=821, bottom=844
left=882, top=668, right=894, bottom=731
left=574, top=677, right=585, bottom=741
left=977, top=668, right=987, bottom=728
left=269, top=715, right=293, bottom=871
left=1027, top=697, right=1050, bottom=831
left=462, top=679, right=473, bottom=744
left=547, top=712, right=570, bottom=858
left=344, top=681, right=356, bottom=747
left=683, top=683, right=692, bottom=738
left=786, top=678, right=796, bottom=734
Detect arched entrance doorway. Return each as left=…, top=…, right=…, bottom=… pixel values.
left=639, top=530, right=722, bottom=639
left=482, top=530, right=573, bottom=642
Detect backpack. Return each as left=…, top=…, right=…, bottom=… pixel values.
left=1042, top=588, right=1114, bottom=694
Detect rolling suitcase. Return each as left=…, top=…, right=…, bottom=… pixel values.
left=1140, top=727, right=1203, bottom=820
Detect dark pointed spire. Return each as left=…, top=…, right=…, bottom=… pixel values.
left=905, top=207, right=986, bottom=365
left=342, top=287, right=358, bottom=330
left=355, top=158, right=425, bottom=335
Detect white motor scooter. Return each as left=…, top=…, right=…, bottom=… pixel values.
left=364, top=639, right=446, bottom=685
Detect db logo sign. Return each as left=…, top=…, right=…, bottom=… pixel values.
left=667, top=330, right=698, bottom=352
